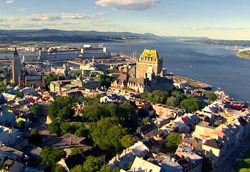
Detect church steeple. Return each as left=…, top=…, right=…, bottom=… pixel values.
left=14, top=48, right=18, bottom=56
left=12, top=48, right=22, bottom=85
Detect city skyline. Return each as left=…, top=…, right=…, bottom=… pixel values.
left=0, top=0, right=250, bottom=40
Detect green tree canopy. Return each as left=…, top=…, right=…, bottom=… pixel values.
left=40, top=146, right=65, bottom=168
left=60, top=122, right=76, bottom=135
left=99, top=165, right=119, bottom=172
left=121, top=135, right=134, bottom=148
left=205, top=92, right=217, bottom=102
left=17, top=120, right=25, bottom=129
left=82, top=103, right=105, bottom=122
left=55, top=165, right=66, bottom=172
left=100, top=75, right=116, bottom=89
left=141, top=90, right=169, bottom=104
left=15, top=92, right=24, bottom=98
left=90, top=117, right=127, bottom=152
left=142, top=117, right=151, bottom=125
left=48, top=120, right=61, bottom=135
left=30, top=128, right=38, bottom=136
left=74, top=127, right=89, bottom=137
left=166, top=96, right=179, bottom=107
left=82, top=156, right=102, bottom=172
left=163, top=133, right=182, bottom=153
left=47, top=96, right=75, bottom=120
left=30, top=105, right=43, bottom=117
left=179, top=98, right=203, bottom=113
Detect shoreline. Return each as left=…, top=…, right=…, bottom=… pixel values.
left=171, top=75, right=213, bottom=90
left=230, top=50, right=250, bottom=60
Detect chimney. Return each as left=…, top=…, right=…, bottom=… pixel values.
left=70, top=138, right=72, bottom=145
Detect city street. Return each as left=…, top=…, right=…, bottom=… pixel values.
left=214, top=134, right=250, bottom=172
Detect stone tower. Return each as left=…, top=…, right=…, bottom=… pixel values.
left=11, top=48, right=22, bottom=85
left=136, top=49, right=163, bottom=79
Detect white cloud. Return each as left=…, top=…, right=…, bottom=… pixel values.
left=0, top=18, right=7, bottom=22
left=6, top=0, right=13, bottom=4
left=28, top=13, right=94, bottom=22
left=19, top=8, right=28, bottom=11
left=95, top=0, right=159, bottom=10
left=0, top=17, right=18, bottom=22
left=29, top=14, right=62, bottom=21
left=61, top=13, right=90, bottom=19
left=191, top=27, right=250, bottom=31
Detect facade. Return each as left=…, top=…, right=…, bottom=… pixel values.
left=49, top=79, right=100, bottom=93
left=80, top=45, right=110, bottom=59
left=24, top=75, right=42, bottom=87
left=136, top=49, right=163, bottom=79
left=11, top=49, right=22, bottom=85
left=111, top=49, right=173, bottom=93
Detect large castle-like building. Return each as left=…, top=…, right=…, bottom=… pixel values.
left=111, top=49, right=173, bottom=93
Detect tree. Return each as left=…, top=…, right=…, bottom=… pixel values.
left=74, top=127, right=89, bottom=137
left=179, top=98, right=203, bottom=113
left=48, top=120, right=61, bottom=135
left=121, top=135, right=134, bottom=148
left=103, top=103, right=118, bottom=117
left=31, top=105, right=43, bottom=117
left=205, top=92, right=217, bottom=102
left=107, top=125, right=127, bottom=152
left=71, top=147, right=82, bottom=155
left=58, top=105, right=74, bottom=120
left=141, top=90, right=169, bottom=104
left=15, top=92, right=24, bottom=98
left=142, top=117, right=151, bottom=125
left=82, top=156, right=102, bottom=172
left=100, top=75, right=116, bottom=89
left=90, top=117, right=127, bottom=152
left=100, top=165, right=119, bottom=172
left=44, top=74, right=58, bottom=88
left=0, top=84, right=6, bottom=93
left=118, top=103, right=136, bottom=128
left=48, top=101, right=60, bottom=120
left=163, top=133, right=182, bottom=153
left=60, top=122, right=75, bottom=135
left=55, top=165, right=66, bottom=172
left=71, top=165, right=83, bottom=172
left=17, top=120, right=25, bottom=129
left=166, top=96, right=179, bottom=107
left=31, top=128, right=38, bottom=135
left=40, top=146, right=65, bottom=168
left=82, top=103, right=104, bottom=122
left=47, top=96, right=75, bottom=120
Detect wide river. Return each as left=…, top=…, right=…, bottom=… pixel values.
left=1, top=40, right=250, bottom=101
left=104, top=40, right=250, bottom=101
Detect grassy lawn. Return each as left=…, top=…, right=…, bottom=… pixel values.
left=237, top=152, right=250, bottom=172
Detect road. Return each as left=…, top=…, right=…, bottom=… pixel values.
left=214, top=133, right=250, bottom=172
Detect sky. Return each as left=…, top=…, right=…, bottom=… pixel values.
left=0, top=0, right=250, bottom=40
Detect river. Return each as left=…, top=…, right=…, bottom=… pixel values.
left=1, top=40, right=250, bottom=101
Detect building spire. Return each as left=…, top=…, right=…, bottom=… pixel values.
left=14, top=47, right=18, bottom=56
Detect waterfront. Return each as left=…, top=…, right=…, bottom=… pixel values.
left=1, top=40, right=250, bottom=101
left=104, top=41, right=250, bottom=102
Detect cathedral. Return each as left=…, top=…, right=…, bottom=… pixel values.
left=111, top=49, right=173, bottom=93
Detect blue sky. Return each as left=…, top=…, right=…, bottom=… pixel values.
left=0, top=0, right=250, bottom=40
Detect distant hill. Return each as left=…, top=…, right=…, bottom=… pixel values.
left=0, top=29, right=159, bottom=43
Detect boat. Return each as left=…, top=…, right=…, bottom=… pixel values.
left=230, top=101, right=248, bottom=110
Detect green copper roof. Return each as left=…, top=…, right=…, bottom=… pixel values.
left=138, top=49, right=160, bottom=63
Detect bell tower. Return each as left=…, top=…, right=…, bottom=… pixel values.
left=11, top=48, right=22, bottom=85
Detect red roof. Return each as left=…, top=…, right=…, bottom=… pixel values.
left=27, top=97, right=35, bottom=103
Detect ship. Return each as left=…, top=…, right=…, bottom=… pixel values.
left=230, top=101, right=248, bottom=110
